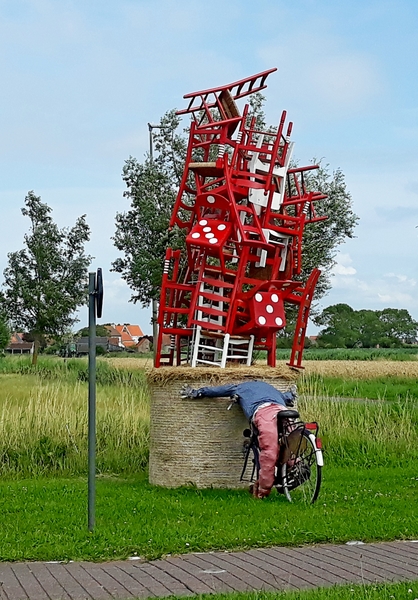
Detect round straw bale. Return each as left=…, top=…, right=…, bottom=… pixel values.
left=148, top=366, right=297, bottom=488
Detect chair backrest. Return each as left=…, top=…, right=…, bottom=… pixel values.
left=192, top=192, right=231, bottom=224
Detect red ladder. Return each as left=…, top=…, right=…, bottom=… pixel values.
left=286, top=268, right=321, bottom=369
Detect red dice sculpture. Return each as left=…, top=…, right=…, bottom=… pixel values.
left=155, top=68, right=327, bottom=369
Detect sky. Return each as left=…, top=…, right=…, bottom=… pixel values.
left=0, top=0, right=417, bottom=335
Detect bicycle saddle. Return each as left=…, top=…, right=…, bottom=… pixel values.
left=277, top=409, right=300, bottom=420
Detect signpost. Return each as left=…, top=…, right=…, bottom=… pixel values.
left=88, top=268, right=103, bottom=531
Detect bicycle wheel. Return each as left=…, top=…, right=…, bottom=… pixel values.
left=281, top=429, right=322, bottom=504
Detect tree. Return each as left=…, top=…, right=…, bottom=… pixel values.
left=77, top=325, right=110, bottom=338
left=301, top=163, right=358, bottom=302
left=113, top=100, right=358, bottom=341
left=112, top=110, right=186, bottom=344
left=316, top=304, right=418, bottom=347
left=0, top=192, right=92, bottom=364
left=0, top=313, right=10, bottom=352
left=377, top=308, right=418, bottom=346
left=315, top=303, right=360, bottom=348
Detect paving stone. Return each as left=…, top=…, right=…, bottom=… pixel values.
left=79, top=564, right=134, bottom=599
left=27, top=563, right=71, bottom=600
left=99, top=564, right=153, bottom=599
left=10, top=564, right=48, bottom=600
left=45, top=563, right=93, bottom=600
left=205, top=551, right=281, bottom=592
left=152, top=557, right=215, bottom=596
left=238, top=549, right=302, bottom=590
left=117, top=563, right=172, bottom=598
left=259, top=547, right=348, bottom=586
left=320, top=546, right=398, bottom=583
left=65, top=564, right=112, bottom=600
left=298, top=546, right=381, bottom=584
left=360, top=545, right=418, bottom=577
left=1, top=541, right=418, bottom=600
left=0, top=565, right=29, bottom=600
left=134, top=563, right=194, bottom=597
left=183, top=553, right=251, bottom=593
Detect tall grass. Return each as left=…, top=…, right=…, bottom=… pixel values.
left=1, top=355, right=417, bottom=476
left=0, top=354, right=148, bottom=386
left=299, top=394, right=418, bottom=467
left=0, top=376, right=150, bottom=476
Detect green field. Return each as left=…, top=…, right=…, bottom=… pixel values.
left=0, top=354, right=417, bottom=566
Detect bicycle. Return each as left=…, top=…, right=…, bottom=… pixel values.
left=240, top=407, right=323, bottom=504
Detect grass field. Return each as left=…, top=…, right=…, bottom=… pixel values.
left=0, top=371, right=149, bottom=476
left=1, top=362, right=417, bottom=476
left=0, top=354, right=417, bottom=567
left=0, top=464, right=417, bottom=562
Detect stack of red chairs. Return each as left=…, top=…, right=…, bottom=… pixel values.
left=155, top=69, right=327, bottom=369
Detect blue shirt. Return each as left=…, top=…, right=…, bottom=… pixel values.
left=194, top=380, right=294, bottom=420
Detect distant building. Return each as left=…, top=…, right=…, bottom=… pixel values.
left=104, top=324, right=145, bottom=350
left=5, top=333, right=34, bottom=355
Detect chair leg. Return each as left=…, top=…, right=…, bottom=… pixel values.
left=246, top=335, right=255, bottom=366
left=191, top=326, right=202, bottom=367
left=220, top=333, right=230, bottom=368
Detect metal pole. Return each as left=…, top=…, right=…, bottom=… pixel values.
left=148, top=123, right=159, bottom=361
left=88, top=272, right=96, bottom=531
left=148, top=123, right=153, bottom=162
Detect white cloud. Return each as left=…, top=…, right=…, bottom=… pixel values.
left=384, top=273, right=417, bottom=286
left=331, top=253, right=356, bottom=275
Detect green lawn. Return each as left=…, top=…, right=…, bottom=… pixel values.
left=0, top=464, right=417, bottom=562
left=301, top=375, right=418, bottom=402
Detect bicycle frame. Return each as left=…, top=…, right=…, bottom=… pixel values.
left=240, top=417, right=323, bottom=484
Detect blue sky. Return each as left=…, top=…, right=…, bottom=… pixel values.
left=1, top=0, right=417, bottom=334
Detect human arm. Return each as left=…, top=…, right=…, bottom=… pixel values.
left=180, top=383, right=237, bottom=399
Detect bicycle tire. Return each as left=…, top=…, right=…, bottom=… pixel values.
left=281, top=429, right=322, bottom=504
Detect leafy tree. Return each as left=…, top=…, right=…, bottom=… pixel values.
left=315, top=303, right=360, bottom=348
left=301, top=164, right=358, bottom=302
left=0, top=313, right=10, bottom=351
left=0, top=192, right=92, bottom=364
left=377, top=308, right=418, bottom=346
left=112, top=111, right=186, bottom=343
left=113, top=100, right=358, bottom=342
left=77, top=325, right=110, bottom=338
left=244, top=93, right=358, bottom=302
left=316, top=304, right=418, bottom=347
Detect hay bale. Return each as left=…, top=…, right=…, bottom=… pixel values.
left=148, top=366, right=297, bottom=489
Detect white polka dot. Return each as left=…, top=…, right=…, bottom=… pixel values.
left=258, top=316, right=266, bottom=325
left=266, top=305, right=273, bottom=313
left=217, top=224, right=227, bottom=231
left=255, top=293, right=263, bottom=302
left=209, top=237, right=218, bottom=244
left=275, top=317, right=283, bottom=326
left=207, top=195, right=215, bottom=204
left=191, top=232, right=200, bottom=239
left=205, top=232, right=214, bottom=239
left=199, top=219, right=208, bottom=226
left=271, top=294, right=279, bottom=303
left=203, top=226, right=212, bottom=232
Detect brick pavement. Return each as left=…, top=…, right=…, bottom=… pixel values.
left=1, top=541, right=418, bottom=600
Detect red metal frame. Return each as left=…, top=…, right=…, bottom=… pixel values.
left=155, top=70, right=328, bottom=369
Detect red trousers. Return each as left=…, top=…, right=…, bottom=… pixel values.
left=253, top=404, right=287, bottom=497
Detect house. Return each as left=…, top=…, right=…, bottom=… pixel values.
left=104, top=324, right=145, bottom=349
left=5, top=333, right=34, bottom=355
